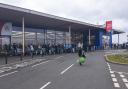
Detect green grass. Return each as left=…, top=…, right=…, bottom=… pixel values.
left=107, top=54, right=128, bottom=64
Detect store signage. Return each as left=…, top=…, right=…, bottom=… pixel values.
left=0, top=22, right=12, bottom=46
left=106, top=21, right=112, bottom=32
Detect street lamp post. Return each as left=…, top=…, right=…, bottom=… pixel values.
left=22, top=17, right=25, bottom=56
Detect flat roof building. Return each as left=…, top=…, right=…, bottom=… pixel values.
left=0, top=3, right=124, bottom=54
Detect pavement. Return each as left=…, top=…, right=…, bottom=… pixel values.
left=0, top=55, right=47, bottom=66
left=0, top=50, right=127, bottom=89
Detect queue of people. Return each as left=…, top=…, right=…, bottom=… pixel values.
left=1, top=42, right=127, bottom=57
left=1, top=43, right=78, bottom=56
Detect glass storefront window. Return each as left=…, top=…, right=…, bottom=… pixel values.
left=11, top=27, right=67, bottom=46
left=11, top=31, right=22, bottom=44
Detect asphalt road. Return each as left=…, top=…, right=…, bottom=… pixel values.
left=0, top=51, right=127, bottom=89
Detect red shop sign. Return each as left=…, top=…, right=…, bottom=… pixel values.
left=106, top=21, right=112, bottom=32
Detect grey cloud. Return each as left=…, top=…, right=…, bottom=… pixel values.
left=0, top=0, right=128, bottom=31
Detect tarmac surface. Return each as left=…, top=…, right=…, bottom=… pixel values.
left=0, top=50, right=128, bottom=89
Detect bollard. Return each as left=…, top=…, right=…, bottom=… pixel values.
left=5, top=51, right=8, bottom=64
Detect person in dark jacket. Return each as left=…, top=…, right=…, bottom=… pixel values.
left=78, top=48, right=82, bottom=57
left=78, top=48, right=85, bottom=57
left=78, top=48, right=86, bottom=65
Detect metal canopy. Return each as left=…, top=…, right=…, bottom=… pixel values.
left=0, top=3, right=123, bottom=33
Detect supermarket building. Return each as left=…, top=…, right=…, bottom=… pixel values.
left=0, top=3, right=123, bottom=54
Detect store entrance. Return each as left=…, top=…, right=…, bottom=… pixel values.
left=71, top=32, right=83, bottom=44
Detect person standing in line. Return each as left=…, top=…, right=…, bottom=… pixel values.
left=30, top=44, right=34, bottom=58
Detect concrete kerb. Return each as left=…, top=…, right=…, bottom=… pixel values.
left=0, top=56, right=46, bottom=68
left=0, top=58, right=47, bottom=73
left=0, top=54, right=64, bottom=69
left=104, top=54, right=128, bottom=65
left=0, top=59, right=32, bottom=68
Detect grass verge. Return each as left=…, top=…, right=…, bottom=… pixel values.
left=106, top=54, right=128, bottom=64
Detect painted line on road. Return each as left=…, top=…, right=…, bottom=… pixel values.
left=112, top=78, right=118, bottom=82
left=107, top=62, right=112, bottom=71
left=107, top=64, right=110, bottom=67
left=107, top=62, right=110, bottom=66
left=118, top=72, right=123, bottom=75
left=0, top=71, right=18, bottom=78
left=114, top=83, right=120, bottom=88
left=110, top=71, right=114, bottom=74
left=111, top=74, right=116, bottom=77
left=61, top=64, right=74, bottom=75
left=32, top=61, right=49, bottom=68
left=120, top=74, right=125, bottom=78
left=40, top=82, right=51, bottom=89
left=113, top=71, right=128, bottom=75
left=122, top=78, right=128, bottom=83
left=107, top=62, right=109, bottom=65
left=108, top=68, right=112, bottom=71
left=108, top=66, right=111, bottom=69
left=54, top=56, right=63, bottom=59
left=106, top=62, right=121, bottom=88
left=125, top=83, right=128, bottom=88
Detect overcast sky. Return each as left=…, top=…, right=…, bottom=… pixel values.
left=0, top=0, right=128, bottom=43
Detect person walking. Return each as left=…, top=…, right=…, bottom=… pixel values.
left=78, top=48, right=86, bottom=65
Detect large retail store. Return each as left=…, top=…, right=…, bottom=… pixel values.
left=0, top=3, right=122, bottom=54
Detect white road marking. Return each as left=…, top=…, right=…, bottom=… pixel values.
left=112, top=78, right=118, bottom=82
left=108, top=69, right=112, bottom=71
left=110, top=71, right=114, bottom=74
left=0, top=71, right=18, bottom=78
left=107, top=62, right=109, bottom=65
left=111, top=74, right=116, bottom=77
left=108, top=63, right=110, bottom=66
left=122, top=78, right=128, bottom=83
left=40, top=82, right=51, bottom=89
left=107, top=64, right=110, bottom=67
left=113, top=71, right=128, bottom=75
left=114, top=83, right=120, bottom=88
left=108, top=66, right=111, bottom=68
left=32, top=61, right=49, bottom=68
left=108, top=68, right=112, bottom=71
left=125, top=83, right=128, bottom=88
left=108, top=69, right=111, bottom=71
left=118, top=72, right=123, bottom=75
left=61, top=64, right=74, bottom=75
left=54, top=56, right=63, bottom=59
left=120, top=74, right=125, bottom=78
left=108, top=66, right=111, bottom=69
left=107, top=62, right=112, bottom=71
